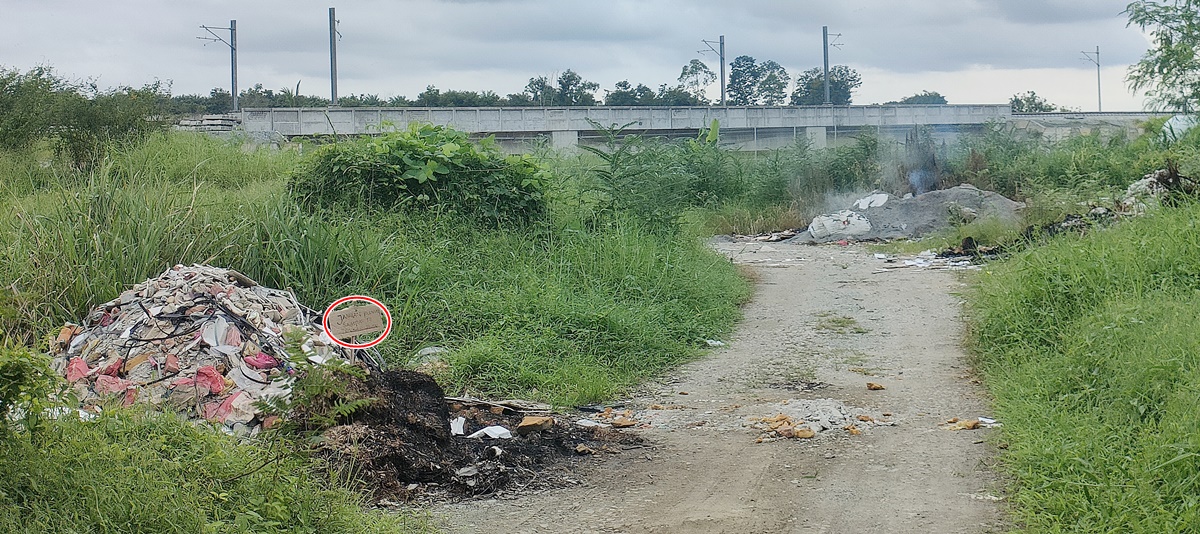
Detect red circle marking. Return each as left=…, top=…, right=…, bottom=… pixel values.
left=321, top=295, right=393, bottom=349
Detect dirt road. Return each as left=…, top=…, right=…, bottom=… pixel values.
left=439, top=242, right=1003, bottom=533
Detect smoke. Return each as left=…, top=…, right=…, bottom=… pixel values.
left=908, top=169, right=937, bottom=195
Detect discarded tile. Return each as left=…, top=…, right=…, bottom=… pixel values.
left=516, top=416, right=554, bottom=435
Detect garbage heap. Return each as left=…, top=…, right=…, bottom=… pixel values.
left=49, top=264, right=359, bottom=435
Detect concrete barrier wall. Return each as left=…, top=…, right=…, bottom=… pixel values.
left=242, top=104, right=1014, bottom=137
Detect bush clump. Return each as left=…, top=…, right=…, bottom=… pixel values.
left=290, top=124, right=547, bottom=226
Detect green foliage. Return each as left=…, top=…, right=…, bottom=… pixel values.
left=678, top=59, right=716, bottom=102
left=890, top=90, right=948, bottom=105
left=1126, top=0, right=1200, bottom=112
left=289, top=123, right=547, bottom=226
left=580, top=121, right=693, bottom=232
left=0, top=66, right=169, bottom=168
left=256, top=330, right=375, bottom=433
left=969, top=201, right=1200, bottom=530
left=0, top=409, right=431, bottom=533
left=1009, top=90, right=1066, bottom=113
left=790, top=65, right=862, bottom=106
left=726, top=56, right=761, bottom=106
left=0, top=342, right=58, bottom=439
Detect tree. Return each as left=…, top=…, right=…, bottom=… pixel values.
left=757, top=60, right=790, bottom=105
left=790, top=65, right=862, bottom=105
left=656, top=84, right=704, bottom=106
left=605, top=80, right=657, bottom=106
left=555, top=69, right=599, bottom=106
left=890, top=90, right=948, bottom=105
left=1009, top=91, right=1062, bottom=113
left=726, top=56, right=761, bottom=105
left=525, top=76, right=556, bottom=106
left=1126, top=0, right=1200, bottom=111
left=678, top=59, right=716, bottom=102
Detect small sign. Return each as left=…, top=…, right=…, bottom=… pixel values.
left=322, top=295, right=392, bottom=349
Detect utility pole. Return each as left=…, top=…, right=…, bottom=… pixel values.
left=822, top=26, right=830, bottom=105
left=198, top=20, right=238, bottom=111
left=330, top=7, right=339, bottom=106
left=701, top=35, right=726, bottom=105
left=1082, top=45, right=1101, bottom=112
left=821, top=26, right=843, bottom=106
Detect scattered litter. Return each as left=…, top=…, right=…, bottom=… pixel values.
left=866, top=382, right=886, bottom=391
left=705, top=339, right=726, bottom=348
left=450, top=416, right=466, bottom=436
left=466, top=425, right=513, bottom=439
left=853, top=192, right=890, bottom=210
left=576, top=419, right=611, bottom=429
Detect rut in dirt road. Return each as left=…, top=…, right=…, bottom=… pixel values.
left=439, top=242, right=1003, bottom=533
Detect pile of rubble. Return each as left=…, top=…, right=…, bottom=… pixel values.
left=748, top=398, right=895, bottom=443
left=49, top=264, right=367, bottom=435
left=792, top=184, right=1026, bottom=243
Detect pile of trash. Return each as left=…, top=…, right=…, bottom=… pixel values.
left=792, top=184, right=1026, bottom=243
left=49, top=264, right=368, bottom=436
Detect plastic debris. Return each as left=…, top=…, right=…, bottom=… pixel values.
left=466, top=425, right=513, bottom=439
left=450, top=416, right=466, bottom=436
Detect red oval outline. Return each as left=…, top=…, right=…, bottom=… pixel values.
left=321, top=295, right=393, bottom=349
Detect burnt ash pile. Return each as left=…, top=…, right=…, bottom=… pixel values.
left=321, top=370, right=642, bottom=502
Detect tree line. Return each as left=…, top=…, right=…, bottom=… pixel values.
left=167, top=57, right=883, bottom=113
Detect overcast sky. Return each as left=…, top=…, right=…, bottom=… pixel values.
left=2, top=0, right=1154, bottom=110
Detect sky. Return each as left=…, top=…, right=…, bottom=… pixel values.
left=1, top=0, right=1155, bottom=110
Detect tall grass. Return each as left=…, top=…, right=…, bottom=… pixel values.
left=0, top=410, right=431, bottom=533
left=969, top=201, right=1200, bottom=531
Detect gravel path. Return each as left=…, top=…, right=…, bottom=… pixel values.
left=438, top=242, right=1004, bottom=533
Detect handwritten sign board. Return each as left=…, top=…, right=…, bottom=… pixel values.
left=326, top=304, right=386, bottom=340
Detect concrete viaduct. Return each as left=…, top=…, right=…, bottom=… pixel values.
left=239, top=105, right=1161, bottom=151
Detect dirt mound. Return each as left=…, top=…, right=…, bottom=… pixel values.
left=792, top=184, right=1025, bottom=243
left=321, top=370, right=642, bottom=503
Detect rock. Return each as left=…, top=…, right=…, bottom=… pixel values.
left=516, top=416, right=554, bottom=435
left=793, top=427, right=816, bottom=439
left=610, top=417, right=638, bottom=428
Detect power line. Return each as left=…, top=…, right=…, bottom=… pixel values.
left=1081, top=46, right=1101, bottom=112
left=700, top=36, right=725, bottom=106
left=194, top=21, right=234, bottom=111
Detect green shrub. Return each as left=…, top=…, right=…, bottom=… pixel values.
left=0, top=342, right=57, bottom=439
left=289, top=124, right=547, bottom=226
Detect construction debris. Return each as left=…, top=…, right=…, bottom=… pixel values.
left=48, top=264, right=372, bottom=435
left=791, top=184, right=1026, bottom=243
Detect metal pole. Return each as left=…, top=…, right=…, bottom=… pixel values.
left=1096, top=45, right=1102, bottom=112
left=719, top=35, right=726, bottom=106
left=822, top=26, right=831, bottom=105
left=230, top=20, right=238, bottom=111
left=330, top=7, right=338, bottom=106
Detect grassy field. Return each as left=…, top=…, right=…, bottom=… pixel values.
left=0, top=130, right=752, bottom=533
left=969, top=201, right=1200, bottom=531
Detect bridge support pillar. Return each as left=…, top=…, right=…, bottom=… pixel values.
left=551, top=130, right=578, bottom=150
left=805, top=127, right=828, bottom=149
